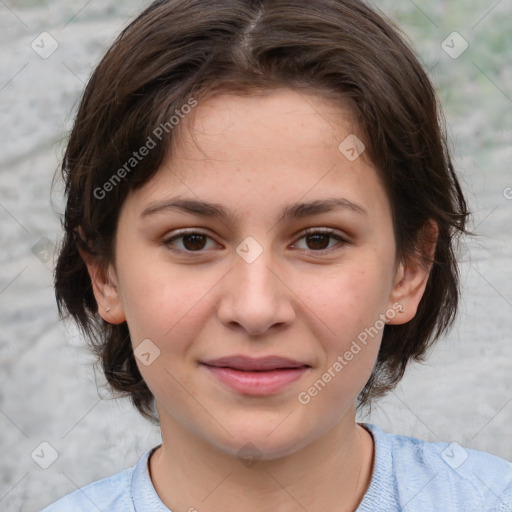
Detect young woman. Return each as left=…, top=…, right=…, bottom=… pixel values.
left=43, top=0, right=512, bottom=510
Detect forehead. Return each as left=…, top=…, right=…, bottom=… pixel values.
left=122, top=87, right=390, bottom=226
left=174, top=87, right=362, bottom=162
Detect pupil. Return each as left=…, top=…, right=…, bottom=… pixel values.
left=307, top=234, right=329, bottom=250
left=183, top=234, right=206, bottom=251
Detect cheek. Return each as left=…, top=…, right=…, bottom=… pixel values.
left=302, top=260, right=390, bottom=333
left=116, top=246, right=209, bottom=342
left=297, top=258, right=390, bottom=383
left=297, top=270, right=384, bottom=417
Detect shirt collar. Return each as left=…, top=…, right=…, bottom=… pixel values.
left=355, top=422, right=396, bottom=511
left=131, top=443, right=171, bottom=511
left=130, top=424, right=390, bottom=512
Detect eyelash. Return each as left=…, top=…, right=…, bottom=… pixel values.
left=162, top=228, right=348, bottom=255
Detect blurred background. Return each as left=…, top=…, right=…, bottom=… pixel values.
left=0, top=0, right=511, bottom=510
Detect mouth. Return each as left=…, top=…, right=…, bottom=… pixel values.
left=200, top=355, right=311, bottom=371
left=199, top=355, right=311, bottom=395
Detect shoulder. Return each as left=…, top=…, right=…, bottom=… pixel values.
left=361, top=423, right=512, bottom=512
left=39, top=463, right=135, bottom=512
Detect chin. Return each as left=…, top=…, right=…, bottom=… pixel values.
left=210, top=421, right=314, bottom=462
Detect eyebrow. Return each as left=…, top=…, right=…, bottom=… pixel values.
left=140, top=196, right=368, bottom=222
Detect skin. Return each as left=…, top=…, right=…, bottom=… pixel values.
left=81, top=87, right=437, bottom=512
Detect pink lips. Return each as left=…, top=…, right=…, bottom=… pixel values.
left=200, top=355, right=310, bottom=395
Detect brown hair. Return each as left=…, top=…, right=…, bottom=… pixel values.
left=54, top=0, right=469, bottom=425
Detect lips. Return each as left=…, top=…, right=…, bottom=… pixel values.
left=200, top=355, right=310, bottom=371
left=200, top=355, right=311, bottom=395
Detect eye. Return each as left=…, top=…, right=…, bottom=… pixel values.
left=162, top=227, right=348, bottom=255
left=162, top=229, right=219, bottom=253
left=292, top=228, right=347, bottom=252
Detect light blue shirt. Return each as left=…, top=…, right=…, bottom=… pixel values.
left=40, top=423, right=512, bottom=511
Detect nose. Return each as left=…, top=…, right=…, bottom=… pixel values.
left=217, top=244, right=296, bottom=336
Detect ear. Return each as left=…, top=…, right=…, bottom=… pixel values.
left=76, top=227, right=126, bottom=325
left=387, top=220, right=438, bottom=325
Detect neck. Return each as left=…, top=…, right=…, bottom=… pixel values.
left=149, top=408, right=374, bottom=512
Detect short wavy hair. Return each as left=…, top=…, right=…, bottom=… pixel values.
left=54, top=0, right=469, bottom=425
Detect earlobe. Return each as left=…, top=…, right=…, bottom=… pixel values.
left=387, top=220, right=438, bottom=325
left=76, top=229, right=126, bottom=325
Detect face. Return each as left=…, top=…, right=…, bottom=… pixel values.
left=88, top=88, right=425, bottom=460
